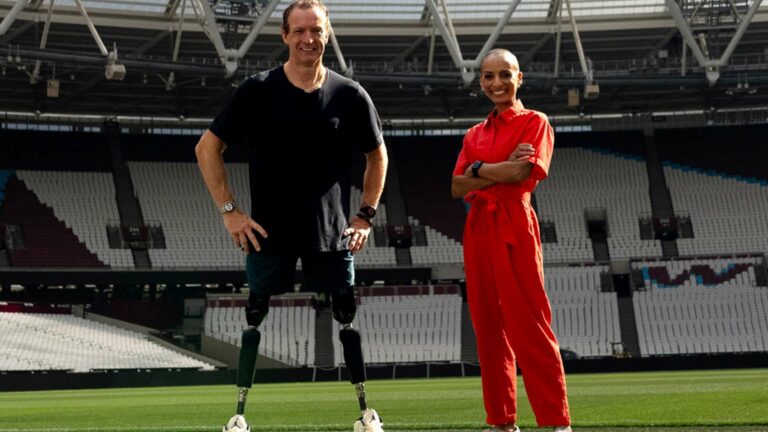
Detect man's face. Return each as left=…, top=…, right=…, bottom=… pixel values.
left=479, top=53, right=524, bottom=110
left=281, top=6, right=329, bottom=67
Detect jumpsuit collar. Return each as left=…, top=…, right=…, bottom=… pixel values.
left=487, top=99, right=525, bottom=124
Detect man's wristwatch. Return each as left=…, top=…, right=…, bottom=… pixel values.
left=219, top=201, right=237, bottom=214
left=356, top=205, right=376, bottom=226
left=471, top=161, right=484, bottom=177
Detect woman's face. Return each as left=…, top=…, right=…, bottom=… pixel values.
left=480, top=54, right=524, bottom=112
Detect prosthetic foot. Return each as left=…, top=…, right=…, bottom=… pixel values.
left=353, top=408, right=384, bottom=432
left=222, top=414, right=250, bottom=432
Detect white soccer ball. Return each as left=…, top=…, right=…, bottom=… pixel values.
left=222, top=414, right=250, bottom=432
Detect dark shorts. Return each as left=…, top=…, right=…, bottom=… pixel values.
left=245, top=250, right=355, bottom=297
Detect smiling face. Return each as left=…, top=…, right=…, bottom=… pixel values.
left=479, top=52, right=524, bottom=113
left=281, top=6, right=329, bottom=68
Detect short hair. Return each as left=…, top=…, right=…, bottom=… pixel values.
left=481, top=48, right=520, bottom=70
left=281, top=0, right=330, bottom=34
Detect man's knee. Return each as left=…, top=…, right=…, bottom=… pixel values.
left=245, top=296, right=269, bottom=327
left=331, top=288, right=356, bottom=324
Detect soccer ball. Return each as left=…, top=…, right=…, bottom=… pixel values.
left=222, top=414, right=250, bottom=432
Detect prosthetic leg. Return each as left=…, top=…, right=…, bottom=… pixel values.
left=236, top=327, right=261, bottom=413
left=223, top=298, right=268, bottom=432
left=333, top=290, right=384, bottom=432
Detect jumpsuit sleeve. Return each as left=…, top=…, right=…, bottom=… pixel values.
left=525, top=113, right=554, bottom=182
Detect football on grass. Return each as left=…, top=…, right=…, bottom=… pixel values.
left=222, top=414, right=250, bottom=432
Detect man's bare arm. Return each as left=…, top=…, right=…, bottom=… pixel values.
left=195, top=130, right=267, bottom=252
left=195, top=130, right=233, bottom=206
left=345, top=143, right=388, bottom=253
left=360, top=144, right=388, bottom=208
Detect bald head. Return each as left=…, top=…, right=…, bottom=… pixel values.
left=481, top=48, right=519, bottom=71
left=479, top=48, right=524, bottom=112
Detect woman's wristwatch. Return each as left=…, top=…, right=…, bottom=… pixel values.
left=471, top=161, right=484, bottom=177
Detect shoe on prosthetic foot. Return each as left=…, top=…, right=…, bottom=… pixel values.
left=353, top=408, right=384, bottom=432
left=222, top=414, right=250, bottom=432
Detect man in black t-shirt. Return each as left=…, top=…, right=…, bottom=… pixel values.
left=195, top=1, right=388, bottom=432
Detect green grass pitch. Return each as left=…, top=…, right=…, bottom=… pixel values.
left=1, top=369, right=767, bottom=431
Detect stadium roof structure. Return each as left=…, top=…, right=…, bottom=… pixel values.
left=2, top=0, right=768, bottom=123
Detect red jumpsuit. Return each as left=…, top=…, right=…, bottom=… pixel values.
left=453, top=100, right=570, bottom=427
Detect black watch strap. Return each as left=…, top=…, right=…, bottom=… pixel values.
left=471, top=161, right=484, bottom=177
left=356, top=205, right=376, bottom=226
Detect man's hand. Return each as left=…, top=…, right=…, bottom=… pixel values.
left=343, top=216, right=372, bottom=254
left=223, top=209, right=268, bottom=253
left=509, top=143, right=534, bottom=161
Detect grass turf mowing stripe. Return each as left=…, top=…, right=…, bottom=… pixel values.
left=0, top=369, right=766, bottom=430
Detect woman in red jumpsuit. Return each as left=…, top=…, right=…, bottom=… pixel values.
left=451, top=49, right=572, bottom=432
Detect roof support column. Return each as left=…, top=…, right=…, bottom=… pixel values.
left=30, top=0, right=55, bottom=84
left=425, top=0, right=521, bottom=85
left=164, top=0, right=188, bottom=89
left=328, top=23, right=352, bottom=77
left=236, top=0, right=281, bottom=58
left=665, top=0, right=763, bottom=85
left=0, top=0, right=28, bottom=36
left=564, top=0, right=592, bottom=83
left=73, top=0, right=108, bottom=56
left=194, top=0, right=238, bottom=75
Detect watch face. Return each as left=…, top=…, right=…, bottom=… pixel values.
left=362, top=206, right=376, bottom=217
left=223, top=202, right=235, bottom=212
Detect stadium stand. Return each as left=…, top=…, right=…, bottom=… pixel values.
left=206, top=290, right=463, bottom=366
left=14, top=170, right=134, bottom=267
left=3, top=127, right=768, bottom=373
left=655, top=126, right=768, bottom=255
left=204, top=297, right=316, bottom=367
left=535, top=147, right=662, bottom=262
left=128, top=161, right=250, bottom=268
left=331, top=289, right=463, bottom=364
left=3, top=0, right=768, bottom=403
left=0, top=174, right=109, bottom=267
left=0, top=312, right=215, bottom=372
left=632, top=257, right=768, bottom=356
left=546, top=265, right=621, bottom=358
left=663, top=165, right=768, bottom=255
left=409, top=222, right=463, bottom=265
left=390, top=136, right=466, bottom=244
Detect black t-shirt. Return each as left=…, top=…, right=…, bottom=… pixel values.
left=210, top=66, right=383, bottom=253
